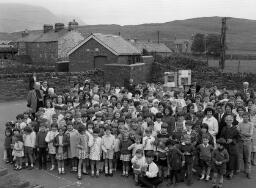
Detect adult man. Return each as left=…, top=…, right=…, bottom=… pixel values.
left=240, top=82, right=254, bottom=100
left=27, top=82, right=44, bottom=117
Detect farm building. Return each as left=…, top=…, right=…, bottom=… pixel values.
left=174, top=39, right=192, bottom=54
left=68, top=33, right=141, bottom=71
left=16, top=20, right=84, bottom=65
left=130, top=40, right=172, bottom=58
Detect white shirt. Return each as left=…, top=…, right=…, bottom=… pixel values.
left=202, top=116, right=218, bottom=137
left=154, top=121, right=162, bottom=133
left=143, top=136, right=155, bottom=151
left=146, top=162, right=159, bottom=178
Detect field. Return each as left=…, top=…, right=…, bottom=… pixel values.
left=0, top=101, right=256, bottom=188
left=208, top=59, right=256, bottom=73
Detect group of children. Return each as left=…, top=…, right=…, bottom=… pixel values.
left=3, top=80, right=256, bottom=188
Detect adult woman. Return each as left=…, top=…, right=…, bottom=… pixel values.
left=27, top=82, right=44, bottom=117
left=202, top=107, right=218, bottom=145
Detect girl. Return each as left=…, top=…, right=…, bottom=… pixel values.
left=54, top=127, right=69, bottom=175
left=44, top=99, right=55, bottom=124
left=131, top=149, right=147, bottom=185
left=102, top=126, right=115, bottom=176
left=155, top=140, right=168, bottom=180
left=113, top=130, right=120, bottom=172
left=66, top=122, right=79, bottom=172
left=77, top=125, right=90, bottom=180
left=12, top=134, right=24, bottom=170
left=120, top=132, right=133, bottom=177
left=89, top=128, right=102, bottom=177
left=45, top=123, right=59, bottom=170
left=250, top=105, right=256, bottom=166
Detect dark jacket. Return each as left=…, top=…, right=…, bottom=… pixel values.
left=4, top=136, right=12, bottom=149
left=167, top=147, right=184, bottom=170
left=179, top=143, right=196, bottom=164
left=36, top=131, right=47, bottom=148
left=220, top=125, right=240, bottom=154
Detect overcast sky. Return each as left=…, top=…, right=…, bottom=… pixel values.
left=0, top=0, right=255, bottom=25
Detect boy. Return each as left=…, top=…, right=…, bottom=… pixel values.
left=212, top=138, right=229, bottom=188
left=143, top=128, right=155, bottom=155
left=154, top=113, right=163, bottom=133
left=179, top=134, right=196, bottom=185
left=131, top=149, right=147, bottom=185
left=197, top=134, right=214, bottom=181
left=36, top=123, right=48, bottom=169
left=138, top=151, right=161, bottom=188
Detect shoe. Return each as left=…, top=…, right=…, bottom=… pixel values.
left=96, top=172, right=100, bottom=178
left=62, top=171, right=66, bottom=174
left=246, top=173, right=251, bottom=179
left=5, top=161, right=10, bottom=164
left=125, top=173, right=129, bottom=177
left=91, top=172, right=95, bottom=177
left=82, top=171, right=88, bottom=175
left=121, top=172, right=125, bottom=177
left=105, top=173, right=109, bottom=177
left=49, top=166, right=55, bottom=171
left=205, top=175, right=210, bottom=181
left=109, top=173, right=113, bottom=177
left=77, top=175, right=82, bottom=180
left=200, top=174, right=205, bottom=180
left=28, top=166, right=34, bottom=170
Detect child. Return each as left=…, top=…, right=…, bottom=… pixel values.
left=197, top=134, right=214, bottom=181
left=155, top=140, right=168, bottom=180
left=45, top=123, right=59, bottom=170
left=154, top=112, right=163, bottom=133
left=77, top=125, right=89, bottom=179
left=66, top=122, right=79, bottom=172
left=120, top=132, right=133, bottom=177
left=128, top=135, right=143, bottom=157
left=166, top=139, right=184, bottom=186
left=89, top=128, right=102, bottom=177
left=16, top=114, right=27, bottom=130
left=138, top=151, right=161, bottom=188
left=113, top=130, right=120, bottom=172
left=12, top=134, right=24, bottom=170
left=212, top=138, right=229, bottom=188
left=179, top=134, right=196, bottom=185
left=143, top=128, right=155, bottom=155
left=131, top=149, right=147, bottom=185
left=102, top=126, right=115, bottom=176
left=4, top=128, right=13, bottom=164
left=54, top=127, right=69, bottom=175
left=23, top=126, right=36, bottom=170
left=36, top=124, right=48, bottom=170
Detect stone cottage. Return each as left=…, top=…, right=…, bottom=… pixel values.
left=68, top=33, right=141, bottom=71
left=16, top=20, right=84, bottom=65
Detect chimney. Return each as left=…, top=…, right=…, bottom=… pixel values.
left=43, top=24, right=53, bottom=33
left=68, top=19, right=78, bottom=31
left=21, top=29, right=29, bottom=37
left=55, top=23, right=65, bottom=32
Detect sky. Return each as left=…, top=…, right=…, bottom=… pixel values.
left=0, top=0, right=255, bottom=25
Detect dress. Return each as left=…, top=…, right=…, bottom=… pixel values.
left=45, top=131, right=59, bottom=154
left=12, top=141, right=24, bottom=158
left=77, top=134, right=89, bottom=159
left=55, top=135, right=68, bottom=160
left=66, top=129, right=79, bottom=158
left=89, top=137, right=102, bottom=161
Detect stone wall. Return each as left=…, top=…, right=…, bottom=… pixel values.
left=0, top=71, right=104, bottom=102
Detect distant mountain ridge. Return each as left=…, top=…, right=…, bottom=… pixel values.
left=0, top=3, right=85, bottom=32
left=0, top=3, right=255, bottom=54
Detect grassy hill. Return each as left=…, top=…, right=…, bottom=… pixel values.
left=0, top=14, right=256, bottom=54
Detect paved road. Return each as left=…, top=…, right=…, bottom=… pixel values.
left=0, top=100, right=255, bottom=188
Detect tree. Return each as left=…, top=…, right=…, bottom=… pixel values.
left=206, top=34, right=222, bottom=57
left=191, top=33, right=205, bottom=53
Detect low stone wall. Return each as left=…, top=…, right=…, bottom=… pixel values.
left=0, top=71, right=104, bottom=102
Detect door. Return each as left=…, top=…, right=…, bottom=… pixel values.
left=94, top=56, right=107, bottom=69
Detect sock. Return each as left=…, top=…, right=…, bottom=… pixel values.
left=105, top=167, right=108, bottom=173
left=31, top=164, right=34, bottom=167
left=58, top=168, right=61, bottom=173
left=62, top=168, right=64, bottom=172
left=26, top=163, right=28, bottom=166
left=109, top=169, right=112, bottom=173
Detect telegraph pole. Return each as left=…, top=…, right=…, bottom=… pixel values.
left=157, top=30, right=160, bottom=44
left=219, top=17, right=227, bottom=70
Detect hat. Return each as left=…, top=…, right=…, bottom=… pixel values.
left=216, top=138, right=226, bottom=145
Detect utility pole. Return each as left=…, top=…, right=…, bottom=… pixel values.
left=219, top=17, right=228, bottom=70
left=157, top=30, right=160, bottom=44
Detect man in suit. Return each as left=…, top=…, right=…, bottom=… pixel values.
left=214, top=103, right=225, bottom=139
left=240, top=82, right=255, bottom=100
left=27, top=82, right=44, bottom=117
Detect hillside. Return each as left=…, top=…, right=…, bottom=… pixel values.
left=0, top=3, right=84, bottom=33
left=0, top=4, right=255, bottom=54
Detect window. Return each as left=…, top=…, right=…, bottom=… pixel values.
left=95, top=48, right=99, bottom=52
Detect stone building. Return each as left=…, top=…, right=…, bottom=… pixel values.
left=16, top=20, right=84, bottom=65
left=130, top=40, right=172, bottom=58
left=68, top=33, right=141, bottom=71
left=174, top=39, right=192, bottom=54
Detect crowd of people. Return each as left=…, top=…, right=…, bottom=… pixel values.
left=3, top=78, right=256, bottom=188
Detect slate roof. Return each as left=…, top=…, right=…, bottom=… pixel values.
left=16, top=29, right=77, bottom=42
left=174, top=39, right=191, bottom=44
left=68, top=33, right=141, bottom=56
left=131, top=41, right=172, bottom=53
